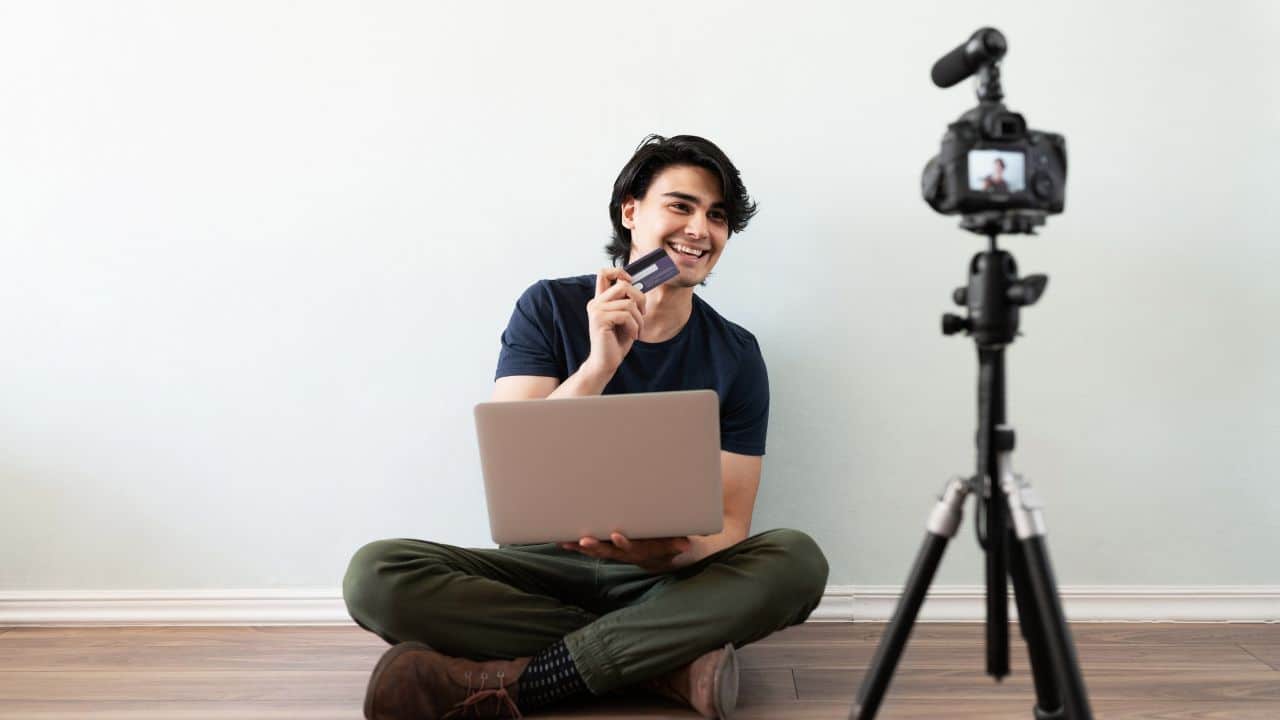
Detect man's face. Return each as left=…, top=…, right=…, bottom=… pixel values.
left=621, top=164, right=729, bottom=289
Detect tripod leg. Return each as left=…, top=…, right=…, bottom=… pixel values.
left=850, top=476, right=971, bottom=720
left=1002, top=465, right=1094, bottom=720
left=1008, top=530, right=1066, bottom=719
left=986, top=490, right=1010, bottom=679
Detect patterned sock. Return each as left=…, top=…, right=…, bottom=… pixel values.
left=517, top=639, right=589, bottom=712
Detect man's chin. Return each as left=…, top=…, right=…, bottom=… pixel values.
left=669, top=273, right=706, bottom=289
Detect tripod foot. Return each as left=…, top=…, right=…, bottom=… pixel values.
left=1034, top=705, right=1066, bottom=720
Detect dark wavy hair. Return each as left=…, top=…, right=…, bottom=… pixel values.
left=605, top=134, right=758, bottom=268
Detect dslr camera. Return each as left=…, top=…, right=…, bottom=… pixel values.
left=921, top=28, right=1067, bottom=235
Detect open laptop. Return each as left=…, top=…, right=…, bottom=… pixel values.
left=474, top=389, right=723, bottom=545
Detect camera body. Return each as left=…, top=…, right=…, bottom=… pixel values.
left=923, top=102, right=1067, bottom=217
left=920, top=27, right=1068, bottom=233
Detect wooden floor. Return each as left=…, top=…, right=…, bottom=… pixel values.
left=0, top=622, right=1277, bottom=719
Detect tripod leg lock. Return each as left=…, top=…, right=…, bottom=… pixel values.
left=1000, top=453, right=1048, bottom=539
left=925, top=475, right=971, bottom=538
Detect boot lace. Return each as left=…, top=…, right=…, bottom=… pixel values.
left=443, top=670, right=523, bottom=719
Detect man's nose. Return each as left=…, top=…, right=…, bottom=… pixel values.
left=686, top=212, right=710, bottom=240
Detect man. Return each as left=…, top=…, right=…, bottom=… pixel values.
left=344, top=134, right=829, bottom=719
left=982, top=156, right=1010, bottom=192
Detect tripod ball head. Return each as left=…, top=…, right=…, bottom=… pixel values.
left=944, top=248, right=1048, bottom=346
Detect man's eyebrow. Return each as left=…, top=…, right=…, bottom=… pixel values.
left=661, top=191, right=726, bottom=210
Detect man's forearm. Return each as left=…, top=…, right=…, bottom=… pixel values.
left=547, top=361, right=613, bottom=399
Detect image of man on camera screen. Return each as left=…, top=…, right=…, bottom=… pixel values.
left=967, top=149, right=1025, bottom=194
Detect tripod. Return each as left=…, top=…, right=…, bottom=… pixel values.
left=849, top=234, right=1093, bottom=719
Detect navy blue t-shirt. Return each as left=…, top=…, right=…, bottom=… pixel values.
left=495, top=275, right=770, bottom=456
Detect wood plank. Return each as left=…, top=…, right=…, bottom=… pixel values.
left=0, top=644, right=386, bottom=672
left=739, top=638, right=1272, bottom=671
left=0, top=626, right=377, bottom=648
left=793, top=666, right=1280, bottom=703
left=0, top=702, right=359, bottom=720
left=790, top=621, right=1280, bottom=645
left=736, top=669, right=796, bottom=706
left=1238, top=643, right=1280, bottom=671
left=0, top=628, right=386, bottom=672
left=734, top=699, right=1280, bottom=720
left=0, top=671, right=366, bottom=703
left=0, top=626, right=388, bottom=674
left=8, top=621, right=1272, bottom=649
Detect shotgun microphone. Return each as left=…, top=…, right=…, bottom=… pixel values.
left=931, top=27, right=1007, bottom=88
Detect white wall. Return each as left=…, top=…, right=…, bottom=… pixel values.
left=1, top=1, right=1277, bottom=592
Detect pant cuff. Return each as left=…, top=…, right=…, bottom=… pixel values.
left=563, top=626, right=621, bottom=695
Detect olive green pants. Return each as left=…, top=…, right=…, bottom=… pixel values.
left=342, top=528, right=828, bottom=695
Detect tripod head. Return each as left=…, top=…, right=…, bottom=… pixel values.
left=942, top=236, right=1047, bottom=347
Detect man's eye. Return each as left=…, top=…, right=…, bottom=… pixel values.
left=671, top=203, right=690, bottom=212
left=710, top=212, right=727, bottom=223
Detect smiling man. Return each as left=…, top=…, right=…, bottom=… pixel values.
left=344, top=135, right=829, bottom=719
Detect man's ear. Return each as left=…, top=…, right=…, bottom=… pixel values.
left=620, top=196, right=637, bottom=229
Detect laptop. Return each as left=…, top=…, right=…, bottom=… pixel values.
left=474, top=389, right=723, bottom=545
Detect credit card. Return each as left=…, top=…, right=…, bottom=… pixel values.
left=622, top=247, right=679, bottom=293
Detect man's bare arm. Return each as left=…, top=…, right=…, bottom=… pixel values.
left=491, top=362, right=613, bottom=403
left=673, top=450, right=762, bottom=567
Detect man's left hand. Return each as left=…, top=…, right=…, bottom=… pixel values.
left=559, top=532, right=691, bottom=573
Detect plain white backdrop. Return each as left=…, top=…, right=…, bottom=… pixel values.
left=1, top=1, right=1277, bottom=595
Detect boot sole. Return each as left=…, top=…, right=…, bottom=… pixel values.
left=364, top=641, right=434, bottom=720
left=712, top=642, right=740, bottom=719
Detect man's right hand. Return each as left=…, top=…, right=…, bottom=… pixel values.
left=584, top=267, right=646, bottom=377
left=559, top=532, right=691, bottom=574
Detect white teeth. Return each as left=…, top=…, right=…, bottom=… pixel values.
left=671, top=243, right=705, bottom=258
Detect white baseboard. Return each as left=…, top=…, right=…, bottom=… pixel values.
left=0, top=586, right=1276, bottom=626
left=0, top=589, right=344, bottom=627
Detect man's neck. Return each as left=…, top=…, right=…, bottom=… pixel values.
left=638, top=283, right=694, bottom=343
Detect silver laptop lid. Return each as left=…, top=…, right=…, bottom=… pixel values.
left=474, top=389, right=723, bottom=545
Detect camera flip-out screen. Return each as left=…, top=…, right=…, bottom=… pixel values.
left=967, top=149, right=1025, bottom=193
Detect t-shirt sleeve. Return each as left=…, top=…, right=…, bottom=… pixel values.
left=495, top=281, right=562, bottom=380
left=720, top=335, right=770, bottom=456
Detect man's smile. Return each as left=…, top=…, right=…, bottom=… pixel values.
left=667, top=241, right=709, bottom=264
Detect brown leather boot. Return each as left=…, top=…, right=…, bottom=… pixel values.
left=363, top=641, right=531, bottom=719
left=644, top=642, right=740, bottom=719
